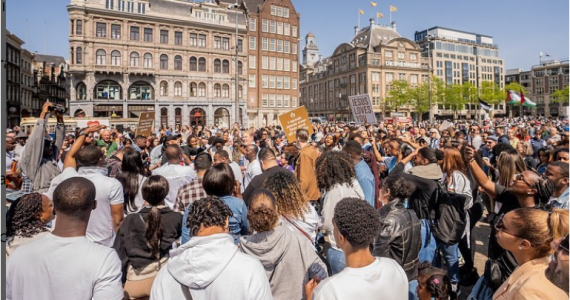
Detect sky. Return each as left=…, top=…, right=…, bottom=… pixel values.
left=7, top=0, right=569, bottom=71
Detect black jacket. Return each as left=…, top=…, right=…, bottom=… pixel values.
left=372, top=198, right=422, bottom=281
left=390, top=162, right=440, bottom=219
left=112, top=206, right=182, bottom=282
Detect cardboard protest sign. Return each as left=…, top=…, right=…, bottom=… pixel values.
left=348, top=94, right=377, bottom=125
left=135, top=111, right=155, bottom=137
left=278, top=106, right=314, bottom=143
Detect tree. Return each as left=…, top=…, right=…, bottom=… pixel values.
left=480, top=81, right=503, bottom=105
left=409, top=82, right=430, bottom=121
left=504, top=82, right=530, bottom=96
left=551, top=85, right=570, bottom=104
left=431, top=76, right=447, bottom=106
left=384, top=80, right=410, bottom=113
left=462, top=82, right=478, bottom=118
left=443, top=83, right=468, bottom=119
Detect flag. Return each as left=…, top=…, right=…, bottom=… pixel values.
left=479, top=98, right=491, bottom=111
left=520, top=88, right=526, bottom=104
left=390, top=5, right=398, bottom=12
left=359, top=9, right=365, bottom=15
left=370, top=1, right=377, bottom=7
left=507, top=90, right=521, bottom=105
left=521, top=89, right=537, bottom=108
left=377, top=12, right=384, bottom=18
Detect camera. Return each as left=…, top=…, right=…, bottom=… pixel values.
left=48, top=104, right=67, bottom=114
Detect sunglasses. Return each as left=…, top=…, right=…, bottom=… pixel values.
left=494, top=214, right=520, bottom=238
left=513, top=173, right=533, bottom=188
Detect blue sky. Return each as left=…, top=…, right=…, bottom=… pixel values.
left=8, top=0, right=569, bottom=70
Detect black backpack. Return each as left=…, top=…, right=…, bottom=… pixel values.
left=429, top=182, right=467, bottom=245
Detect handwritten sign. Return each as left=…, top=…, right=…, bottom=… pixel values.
left=278, top=106, right=314, bottom=143
left=135, top=112, right=155, bottom=137
left=348, top=94, right=377, bottom=125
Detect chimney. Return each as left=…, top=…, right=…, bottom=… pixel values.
left=370, top=18, right=375, bottom=27
left=391, top=21, right=397, bottom=31
left=354, top=26, right=359, bottom=36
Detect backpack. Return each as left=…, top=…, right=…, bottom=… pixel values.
left=429, top=182, right=467, bottom=245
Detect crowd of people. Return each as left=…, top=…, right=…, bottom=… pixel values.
left=5, top=100, right=570, bottom=300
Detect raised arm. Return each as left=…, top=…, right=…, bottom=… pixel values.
left=63, top=125, right=107, bottom=170
left=54, top=111, right=65, bottom=156
left=20, top=102, right=52, bottom=180
left=464, top=146, right=496, bottom=198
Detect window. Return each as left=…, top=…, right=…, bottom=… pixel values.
left=284, top=95, right=290, bottom=107
left=160, top=54, right=168, bottom=69
left=174, top=55, right=182, bottom=70
left=549, top=86, right=558, bottom=94
left=198, top=34, right=206, bottom=47
left=221, top=37, right=230, bottom=50
left=174, top=82, right=182, bottom=97
left=284, top=41, right=290, bottom=53
left=237, top=39, right=243, bottom=52
left=262, top=19, right=269, bottom=32
left=284, top=77, right=290, bottom=89
left=262, top=75, right=268, bottom=88
left=270, top=57, right=276, bottom=70
left=222, top=60, right=230, bottom=73
left=271, top=5, right=277, bottom=15
left=175, top=31, right=182, bottom=45
left=262, top=38, right=268, bottom=51
left=96, top=22, right=107, bottom=37
left=277, top=22, right=283, bottom=35
left=262, top=94, right=268, bottom=107
left=270, top=39, right=275, bottom=51
left=137, top=2, right=146, bottom=14
left=238, top=61, right=243, bottom=74
left=129, top=52, right=139, bottom=66
left=292, top=96, right=297, bottom=107
left=292, top=61, right=297, bottom=72
left=386, top=51, right=393, bottom=58
left=292, top=26, right=298, bottom=37
left=189, top=83, right=197, bottom=97
left=249, top=37, right=256, bottom=50
left=160, top=81, right=168, bottom=96
left=96, top=49, right=106, bottom=65
left=277, top=76, right=283, bottom=89
left=372, top=72, right=380, bottom=82
left=95, top=80, right=121, bottom=100
left=386, top=73, right=394, bottom=83
left=144, top=28, right=153, bottom=42
left=549, top=77, right=559, bottom=85
left=214, top=36, right=222, bottom=49
left=277, top=40, right=283, bottom=52
left=143, top=53, right=153, bottom=68
left=292, top=44, right=297, bottom=55
left=284, top=59, right=290, bottom=71
left=76, top=20, right=83, bottom=35
left=269, top=76, right=275, bottom=88
left=277, top=7, right=283, bottom=17
left=292, top=79, right=297, bottom=90
left=536, top=87, right=544, bottom=95
left=277, top=95, right=283, bottom=107
left=249, top=56, right=256, bottom=69
left=269, top=94, right=276, bottom=107
left=410, top=74, right=418, bottom=84
left=160, top=30, right=168, bottom=44
left=262, top=56, right=268, bottom=69
left=198, top=83, right=206, bottom=97
left=398, top=52, right=405, bottom=59
left=270, top=20, right=276, bottom=33
left=249, top=74, right=256, bottom=88
left=277, top=58, right=283, bottom=71
left=410, top=53, right=417, bottom=61
left=214, top=59, right=221, bottom=73
left=214, top=84, right=222, bottom=97
left=284, top=8, right=290, bottom=18
left=222, top=84, right=230, bottom=98
left=198, top=57, right=206, bottom=72
left=189, top=33, right=197, bottom=46
left=76, top=82, right=87, bottom=100
left=249, top=18, right=256, bottom=31
left=399, top=73, right=406, bottom=80
left=189, top=57, right=197, bottom=71
left=129, top=26, right=139, bottom=40
left=284, top=24, right=290, bottom=36
left=76, top=47, right=82, bottom=64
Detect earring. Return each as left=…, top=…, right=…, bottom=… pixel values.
left=518, top=246, right=523, bottom=250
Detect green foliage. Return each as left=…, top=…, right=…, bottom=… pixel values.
left=551, top=85, right=570, bottom=104
left=479, top=81, right=503, bottom=105
left=504, top=82, right=530, bottom=96
left=384, top=80, right=410, bottom=112
left=409, top=82, right=430, bottom=121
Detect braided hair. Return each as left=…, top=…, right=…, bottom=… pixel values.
left=533, top=176, right=555, bottom=207
left=6, top=193, right=50, bottom=245
left=418, top=262, right=453, bottom=300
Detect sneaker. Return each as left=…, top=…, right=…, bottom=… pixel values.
left=450, top=283, right=461, bottom=300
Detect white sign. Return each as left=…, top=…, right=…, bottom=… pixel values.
left=348, top=94, right=377, bottom=125
left=385, top=61, right=421, bottom=68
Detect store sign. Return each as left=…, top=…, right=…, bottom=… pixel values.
left=278, top=106, right=314, bottom=143
left=348, top=94, right=377, bottom=125
left=385, top=61, right=421, bottom=68
left=135, top=111, right=155, bottom=137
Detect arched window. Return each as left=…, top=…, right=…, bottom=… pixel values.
left=160, top=81, right=168, bottom=97
left=160, top=54, right=168, bottom=69
left=96, top=49, right=106, bottom=65
left=76, top=47, right=82, bottom=64
left=130, top=52, right=139, bottom=67
left=160, top=107, right=168, bottom=127
left=214, top=83, right=221, bottom=97
left=238, top=61, right=243, bottom=75
left=239, top=85, right=244, bottom=99
left=222, top=84, right=230, bottom=98
left=198, top=57, right=206, bottom=72
left=174, top=81, right=182, bottom=97
left=214, top=59, right=221, bottom=73
left=222, top=59, right=230, bottom=73
left=174, top=55, right=182, bottom=70
left=76, top=82, right=87, bottom=100
left=198, top=82, right=206, bottom=97
left=175, top=107, right=182, bottom=127
left=129, top=81, right=154, bottom=100
left=189, top=57, right=197, bottom=71
left=189, top=82, right=197, bottom=97
left=94, top=80, right=121, bottom=100
left=143, top=53, right=153, bottom=68
left=111, top=50, right=121, bottom=66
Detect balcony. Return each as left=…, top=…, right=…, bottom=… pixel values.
left=94, top=65, right=123, bottom=74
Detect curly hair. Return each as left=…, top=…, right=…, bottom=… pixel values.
left=382, top=176, right=416, bottom=201
left=423, top=271, right=452, bottom=300
left=316, top=151, right=355, bottom=191
left=333, top=197, right=380, bottom=249
left=248, top=203, right=279, bottom=232
left=6, top=193, right=49, bottom=244
left=263, top=171, right=309, bottom=220
left=187, top=196, right=233, bottom=236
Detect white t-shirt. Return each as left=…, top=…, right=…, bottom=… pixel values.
left=312, top=257, right=408, bottom=300
left=62, top=167, right=124, bottom=247
left=244, top=159, right=262, bottom=189
left=229, top=162, right=244, bottom=193
left=152, top=163, right=195, bottom=209
left=7, top=234, right=123, bottom=300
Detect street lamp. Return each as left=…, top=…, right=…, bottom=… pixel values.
left=227, top=2, right=241, bottom=127
left=425, top=34, right=434, bottom=123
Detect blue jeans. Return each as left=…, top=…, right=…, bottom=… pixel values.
left=419, top=219, right=437, bottom=264
left=435, top=242, right=460, bottom=283
left=408, top=279, right=418, bottom=300
left=326, top=247, right=346, bottom=275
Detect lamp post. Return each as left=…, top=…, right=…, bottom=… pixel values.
left=227, top=2, right=241, bottom=127
left=425, top=34, right=434, bottom=123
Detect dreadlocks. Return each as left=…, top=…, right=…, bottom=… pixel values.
left=6, top=193, right=50, bottom=245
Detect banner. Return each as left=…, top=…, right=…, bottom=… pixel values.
left=135, top=111, right=155, bottom=137
left=348, top=94, right=377, bottom=125
left=75, top=119, right=111, bottom=128
left=278, top=106, right=314, bottom=143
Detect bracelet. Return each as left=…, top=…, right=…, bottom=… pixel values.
left=468, top=158, right=476, bottom=163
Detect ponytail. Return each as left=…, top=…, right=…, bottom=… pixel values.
left=511, top=208, right=569, bottom=258
left=145, top=206, right=163, bottom=261
left=549, top=209, right=570, bottom=242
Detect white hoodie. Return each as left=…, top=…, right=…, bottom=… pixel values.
left=150, top=233, right=273, bottom=300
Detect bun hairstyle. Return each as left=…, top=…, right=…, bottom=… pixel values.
left=418, top=262, right=453, bottom=300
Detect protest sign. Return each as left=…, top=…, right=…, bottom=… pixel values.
left=278, top=106, right=314, bottom=143
left=135, top=111, right=155, bottom=137
left=348, top=94, right=377, bottom=125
